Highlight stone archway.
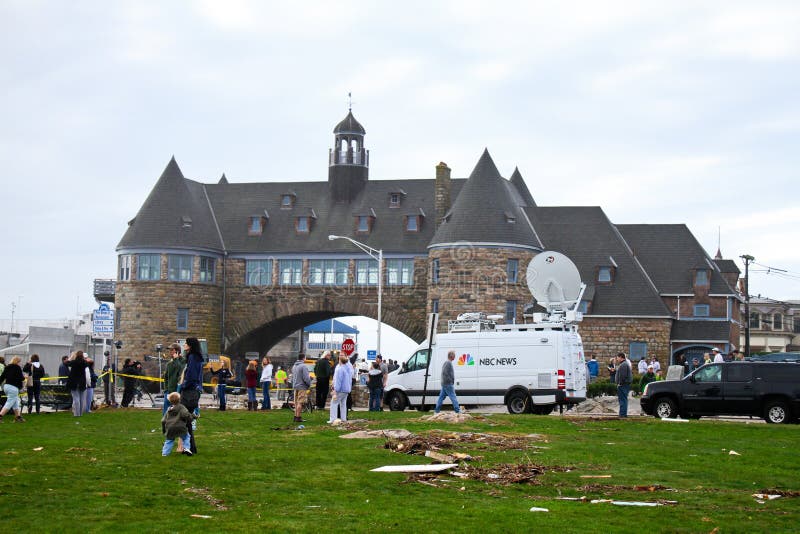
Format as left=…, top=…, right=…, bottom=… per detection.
left=224, top=295, right=426, bottom=358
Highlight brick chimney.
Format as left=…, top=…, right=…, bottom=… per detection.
left=435, top=162, right=451, bottom=229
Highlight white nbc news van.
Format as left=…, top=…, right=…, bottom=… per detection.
left=383, top=251, right=588, bottom=414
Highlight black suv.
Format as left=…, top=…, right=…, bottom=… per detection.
left=640, top=362, right=800, bottom=424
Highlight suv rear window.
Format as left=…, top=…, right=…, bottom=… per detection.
left=758, top=365, right=798, bottom=382
left=726, top=364, right=752, bottom=382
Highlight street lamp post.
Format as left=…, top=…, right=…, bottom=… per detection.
left=329, top=235, right=382, bottom=356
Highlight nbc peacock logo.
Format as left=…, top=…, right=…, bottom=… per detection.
left=457, top=353, right=474, bottom=366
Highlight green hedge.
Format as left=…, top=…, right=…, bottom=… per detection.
left=587, top=377, right=643, bottom=398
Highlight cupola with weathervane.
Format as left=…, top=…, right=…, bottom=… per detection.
left=328, top=103, right=369, bottom=202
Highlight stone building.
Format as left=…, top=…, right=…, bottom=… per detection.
left=744, top=298, right=800, bottom=353
left=115, top=109, right=742, bottom=370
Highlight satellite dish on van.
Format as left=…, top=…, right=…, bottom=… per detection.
left=526, top=251, right=583, bottom=311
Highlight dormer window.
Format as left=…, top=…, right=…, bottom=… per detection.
left=504, top=210, right=516, bottom=224
left=281, top=193, right=296, bottom=209
left=249, top=216, right=263, bottom=235
left=405, top=208, right=425, bottom=232
left=388, top=189, right=406, bottom=207
left=695, top=268, right=709, bottom=286
left=354, top=209, right=376, bottom=234
left=181, top=216, right=192, bottom=229
left=597, top=266, right=615, bottom=284
left=296, top=216, right=310, bottom=233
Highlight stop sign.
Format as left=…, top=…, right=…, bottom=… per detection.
left=341, top=338, right=355, bottom=356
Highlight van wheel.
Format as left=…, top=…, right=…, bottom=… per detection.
left=387, top=392, right=406, bottom=412
left=506, top=391, right=531, bottom=414
left=764, top=400, right=790, bottom=424
left=654, top=397, right=677, bottom=419
left=531, top=404, right=555, bottom=415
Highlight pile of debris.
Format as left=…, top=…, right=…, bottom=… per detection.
left=419, top=412, right=473, bottom=423
left=384, top=430, right=546, bottom=457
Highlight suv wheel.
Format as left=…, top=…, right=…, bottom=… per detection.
left=654, top=397, right=677, bottom=419
left=764, top=400, right=790, bottom=424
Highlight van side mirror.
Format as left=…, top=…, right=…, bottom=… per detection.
left=689, top=374, right=696, bottom=383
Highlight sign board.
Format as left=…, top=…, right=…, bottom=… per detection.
left=367, top=350, right=377, bottom=361
left=665, top=365, right=684, bottom=381
left=341, top=338, right=355, bottom=356
left=92, top=303, right=115, bottom=338
left=245, top=352, right=260, bottom=361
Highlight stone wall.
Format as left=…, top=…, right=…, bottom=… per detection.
left=427, top=246, right=536, bottom=330
left=579, top=317, right=672, bottom=377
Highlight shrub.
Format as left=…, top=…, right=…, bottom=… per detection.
left=587, top=379, right=617, bottom=398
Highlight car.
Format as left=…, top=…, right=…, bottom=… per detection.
left=640, top=361, right=800, bottom=424
left=746, top=352, right=800, bottom=363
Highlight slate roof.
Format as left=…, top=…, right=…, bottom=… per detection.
left=429, top=150, right=542, bottom=250
left=714, top=259, right=740, bottom=274
left=616, top=224, right=737, bottom=295
left=196, top=178, right=464, bottom=255
left=117, top=158, right=224, bottom=252
left=510, top=167, right=536, bottom=207
left=529, top=206, right=670, bottom=316
left=671, top=320, right=732, bottom=341
left=333, top=111, right=365, bottom=135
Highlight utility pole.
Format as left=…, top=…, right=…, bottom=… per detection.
left=740, top=254, right=754, bottom=357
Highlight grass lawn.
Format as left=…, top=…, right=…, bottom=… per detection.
left=0, top=407, right=798, bottom=533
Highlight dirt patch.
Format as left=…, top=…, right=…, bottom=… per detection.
left=402, top=462, right=568, bottom=487
left=185, top=486, right=228, bottom=511
left=384, top=430, right=547, bottom=457
left=575, top=483, right=674, bottom=495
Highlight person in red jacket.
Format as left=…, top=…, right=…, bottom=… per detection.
left=244, top=360, right=259, bottom=411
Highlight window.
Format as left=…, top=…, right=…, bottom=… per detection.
left=750, top=312, right=760, bottom=329
left=355, top=259, right=378, bottom=285
left=137, top=254, right=161, bottom=281
left=390, top=193, right=400, bottom=207
left=296, top=217, right=310, bottom=233
left=794, top=317, right=800, bottom=334
left=694, top=304, right=710, bottom=317
left=281, top=194, right=294, bottom=208
left=431, top=299, right=439, bottom=314
left=506, top=300, right=517, bottom=323
left=405, top=215, right=419, bottom=232
left=309, top=260, right=349, bottom=285
left=578, top=300, right=589, bottom=314
left=176, top=308, right=189, bottom=331
left=387, top=259, right=414, bottom=285
left=118, top=255, right=131, bottom=281
left=431, top=258, right=440, bottom=283
left=279, top=259, right=303, bottom=285
left=773, top=314, right=783, bottom=330
left=694, top=364, right=721, bottom=383
left=401, top=349, right=430, bottom=373
left=168, top=254, right=193, bottom=282
left=695, top=269, right=709, bottom=286
left=507, top=259, right=519, bottom=283
left=598, top=267, right=612, bottom=283
left=248, top=216, right=263, bottom=235
left=199, top=257, right=215, bottom=283
left=246, top=259, right=272, bottom=286
left=356, top=216, right=371, bottom=233
left=629, top=342, right=648, bottom=361
left=727, top=364, right=752, bottom=382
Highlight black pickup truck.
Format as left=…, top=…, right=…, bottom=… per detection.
left=640, top=362, right=800, bottom=424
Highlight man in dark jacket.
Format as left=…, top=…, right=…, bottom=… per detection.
left=614, top=352, right=632, bottom=418
left=120, top=359, right=140, bottom=408
left=434, top=351, right=461, bottom=414
left=314, top=351, right=332, bottom=409
left=162, top=343, right=185, bottom=415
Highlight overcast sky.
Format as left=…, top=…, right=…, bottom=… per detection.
left=2, top=1, right=799, bottom=352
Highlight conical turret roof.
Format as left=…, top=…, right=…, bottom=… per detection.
left=510, top=167, right=536, bottom=207
left=333, top=111, right=366, bottom=135
left=117, top=157, right=223, bottom=251
left=428, top=150, right=542, bottom=249
left=218, top=173, right=229, bottom=185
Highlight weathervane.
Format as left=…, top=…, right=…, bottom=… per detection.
left=348, top=92, right=353, bottom=111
